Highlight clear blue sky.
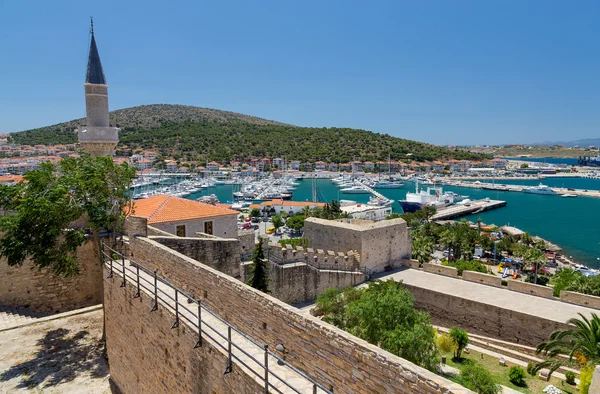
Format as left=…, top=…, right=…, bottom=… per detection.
left=1, top=1, right=599, bottom=145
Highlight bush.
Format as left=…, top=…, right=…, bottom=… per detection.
left=579, top=365, right=594, bottom=394
left=448, top=259, right=488, bottom=276
left=436, top=333, right=457, bottom=354
left=525, top=275, right=549, bottom=286
left=449, top=327, right=469, bottom=359
left=459, top=363, right=500, bottom=394
left=508, top=366, right=526, bottom=387
left=565, top=370, right=576, bottom=385
left=501, top=280, right=508, bottom=286
left=278, top=238, right=309, bottom=248
left=526, top=362, right=535, bottom=376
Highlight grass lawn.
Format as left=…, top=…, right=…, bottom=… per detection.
left=441, top=349, right=580, bottom=394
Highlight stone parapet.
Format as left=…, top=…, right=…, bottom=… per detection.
left=507, top=280, right=555, bottom=299
left=401, top=259, right=421, bottom=269
left=123, top=216, right=148, bottom=237
left=128, top=236, right=470, bottom=393
left=268, top=244, right=358, bottom=271
left=560, top=291, right=600, bottom=310
left=422, top=263, right=458, bottom=278
left=462, top=271, right=502, bottom=288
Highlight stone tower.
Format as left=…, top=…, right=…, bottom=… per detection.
left=78, top=19, right=118, bottom=157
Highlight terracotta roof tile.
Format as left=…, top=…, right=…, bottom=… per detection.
left=133, top=194, right=238, bottom=224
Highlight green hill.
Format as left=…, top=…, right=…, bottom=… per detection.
left=9, top=104, right=489, bottom=163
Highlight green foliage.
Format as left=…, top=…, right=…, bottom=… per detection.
left=278, top=238, right=309, bottom=248
left=534, top=313, right=600, bottom=375
left=247, top=238, right=270, bottom=293
left=439, top=220, right=479, bottom=262
left=411, top=230, right=435, bottom=265
left=10, top=105, right=491, bottom=163
left=250, top=208, right=261, bottom=218
left=458, top=363, right=501, bottom=394
left=508, top=366, right=526, bottom=386
left=314, top=280, right=440, bottom=371
left=436, top=333, right=457, bottom=354
left=525, top=274, right=549, bottom=286
left=449, top=327, right=469, bottom=360
left=448, top=259, right=488, bottom=276
left=552, top=268, right=600, bottom=297
left=0, top=156, right=136, bottom=277
left=520, top=163, right=529, bottom=168
left=579, top=365, right=594, bottom=394
left=285, top=214, right=305, bottom=231
left=526, top=362, right=535, bottom=376
left=271, top=214, right=283, bottom=229
left=565, top=370, right=576, bottom=385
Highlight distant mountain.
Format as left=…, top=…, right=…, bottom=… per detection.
left=534, top=138, right=600, bottom=147
left=9, top=104, right=491, bottom=163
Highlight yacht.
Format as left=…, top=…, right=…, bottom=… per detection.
left=340, top=185, right=370, bottom=194
left=561, top=193, right=577, bottom=198
left=399, top=182, right=455, bottom=213
left=373, top=181, right=404, bottom=189
left=524, top=183, right=557, bottom=195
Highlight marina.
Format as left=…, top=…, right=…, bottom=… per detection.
left=430, top=199, right=507, bottom=220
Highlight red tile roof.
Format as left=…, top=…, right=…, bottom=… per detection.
left=133, top=194, right=238, bottom=224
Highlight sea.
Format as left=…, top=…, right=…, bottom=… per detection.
left=182, top=173, right=600, bottom=269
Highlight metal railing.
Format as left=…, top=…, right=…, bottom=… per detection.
left=101, top=242, right=332, bottom=394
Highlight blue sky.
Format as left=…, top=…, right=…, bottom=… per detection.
left=1, top=1, right=598, bottom=145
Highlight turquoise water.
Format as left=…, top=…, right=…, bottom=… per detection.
left=471, top=177, right=600, bottom=190
left=183, top=178, right=600, bottom=268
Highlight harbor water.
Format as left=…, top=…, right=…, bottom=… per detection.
left=183, top=177, right=600, bottom=269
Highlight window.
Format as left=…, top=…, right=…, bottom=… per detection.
left=204, top=221, right=213, bottom=235
left=176, top=225, right=186, bottom=237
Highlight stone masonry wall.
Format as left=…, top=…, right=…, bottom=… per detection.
left=303, top=217, right=411, bottom=273
left=402, top=283, right=570, bottom=347
left=241, top=261, right=367, bottom=304
left=507, top=280, right=555, bottom=299
left=0, top=241, right=102, bottom=313
left=461, top=271, right=502, bottom=288
left=149, top=236, right=241, bottom=278
left=560, top=291, right=600, bottom=310
left=423, top=263, right=458, bottom=278
left=128, top=236, right=470, bottom=393
left=103, top=268, right=264, bottom=394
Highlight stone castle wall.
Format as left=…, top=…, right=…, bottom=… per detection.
left=303, top=217, right=411, bottom=273
left=0, top=241, right=102, bottom=314
left=402, top=283, right=570, bottom=347
left=103, top=269, right=264, bottom=394
left=127, top=235, right=469, bottom=393
left=560, top=291, right=600, bottom=310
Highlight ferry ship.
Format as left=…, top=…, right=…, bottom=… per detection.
left=524, top=183, right=556, bottom=195
left=399, top=182, right=456, bottom=213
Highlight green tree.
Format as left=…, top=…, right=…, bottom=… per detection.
left=246, top=238, right=270, bottom=293
left=271, top=214, right=283, bottom=229
left=250, top=208, right=261, bottom=218
left=436, top=333, right=457, bottom=354
left=459, top=363, right=501, bottom=394
left=449, top=327, right=469, bottom=360
left=285, top=215, right=305, bottom=231
left=508, top=366, right=526, bottom=386
left=524, top=247, right=546, bottom=284
left=534, top=313, right=600, bottom=375
left=411, top=231, right=434, bottom=265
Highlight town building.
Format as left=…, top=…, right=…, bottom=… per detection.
left=290, top=160, right=300, bottom=171
left=206, top=161, right=220, bottom=171
left=314, top=161, right=327, bottom=171
left=248, top=199, right=325, bottom=216
left=133, top=194, right=239, bottom=238
left=340, top=202, right=392, bottom=221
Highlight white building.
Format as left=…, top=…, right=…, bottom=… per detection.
left=341, top=203, right=392, bottom=221
left=290, top=161, right=301, bottom=171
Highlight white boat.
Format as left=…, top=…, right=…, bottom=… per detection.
left=561, top=193, right=577, bottom=198
left=399, top=182, right=455, bottom=213
left=525, top=183, right=556, bottom=195
left=373, top=181, right=404, bottom=189
left=340, top=185, right=370, bottom=194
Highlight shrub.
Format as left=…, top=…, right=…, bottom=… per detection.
left=526, top=362, right=535, bottom=376
left=525, top=275, right=549, bottom=286
left=579, top=365, right=594, bottom=394
left=278, top=238, right=309, bottom=248
left=436, top=333, right=457, bottom=354
left=501, top=280, right=508, bottom=286
left=565, top=370, right=576, bottom=385
left=448, top=259, right=488, bottom=275
left=459, top=363, right=500, bottom=394
left=508, top=366, right=526, bottom=386
left=449, top=327, right=469, bottom=359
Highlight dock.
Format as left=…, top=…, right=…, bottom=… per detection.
left=430, top=199, right=507, bottom=220
left=360, top=184, right=388, bottom=200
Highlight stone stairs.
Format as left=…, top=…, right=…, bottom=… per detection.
left=0, top=305, right=49, bottom=331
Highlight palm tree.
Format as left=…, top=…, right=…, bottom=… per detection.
left=525, top=247, right=546, bottom=284
left=534, top=313, right=600, bottom=375
left=412, top=232, right=434, bottom=266
left=301, top=206, right=311, bottom=218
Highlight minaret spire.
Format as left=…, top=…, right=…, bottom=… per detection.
left=85, top=17, right=106, bottom=85
left=90, top=16, right=94, bottom=36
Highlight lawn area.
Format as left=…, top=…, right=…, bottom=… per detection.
left=441, top=349, right=580, bottom=394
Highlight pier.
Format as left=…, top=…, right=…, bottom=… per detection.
left=360, top=184, right=389, bottom=200
left=445, top=181, right=600, bottom=199
left=430, top=199, right=507, bottom=220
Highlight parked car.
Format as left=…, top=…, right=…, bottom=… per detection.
left=251, top=217, right=260, bottom=223
left=241, top=223, right=252, bottom=230
left=262, top=217, right=269, bottom=222
left=266, top=227, right=276, bottom=235
left=245, top=216, right=252, bottom=222
left=252, top=225, right=259, bottom=230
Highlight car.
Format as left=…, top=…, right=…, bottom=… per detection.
left=266, top=227, right=276, bottom=235
left=245, top=216, right=252, bottom=222
left=262, top=217, right=269, bottom=222
left=275, top=228, right=283, bottom=236
left=252, top=225, right=259, bottom=230
left=251, top=217, right=260, bottom=223
left=241, top=223, right=252, bottom=230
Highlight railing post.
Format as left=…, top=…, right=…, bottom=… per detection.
left=264, top=344, right=269, bottom=394
left=224, top=326, right=232, bottom=374
left=313, top=384, right=317, bottom=394
left=150, top=269, right=158, bottom=312
left=121, top=252, right=126, bottom=287
left=194, top=301, right=202, bottom=348
left=108, top=246, right=114, bottom=279
left=171, top=290, right=180, bottom=329
left=133, top=264, right=140, bottom=298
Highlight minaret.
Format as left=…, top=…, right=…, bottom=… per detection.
left=78, top=18, right=118, bottom=157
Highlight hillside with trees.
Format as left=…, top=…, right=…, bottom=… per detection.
left=9, top=104, right=491, bottom=163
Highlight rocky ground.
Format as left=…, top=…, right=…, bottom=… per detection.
left=0, top=309, right=113, bottom=393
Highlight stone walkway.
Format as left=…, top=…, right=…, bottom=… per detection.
left=114, top=258, right=329, bottom=394
left=377, top=268, right=597, bottom=323
left=0, top=306, right=49, bottom=331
